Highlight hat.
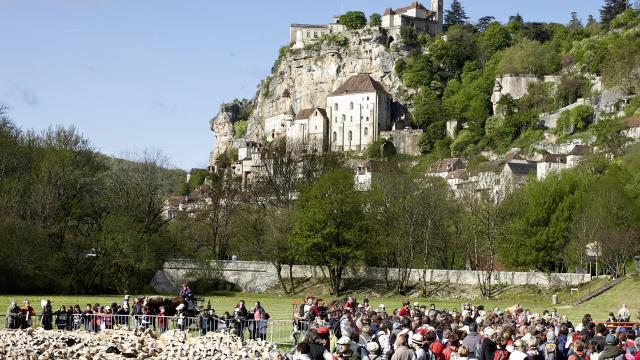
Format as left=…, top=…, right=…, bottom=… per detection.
left=317, top=327, right=330, bottom=335
left=337, top=336, right=351, bottom=345
left=605, top=334, right=617, bottom=345
left=176, top=304, right=185, bottom=311
left=616, top=327, right=627, bottom=334
left=414, top=302, right=421, bottom=307
left=412, top=334, right=426, bottom=345
left=367, top=342, right=380, bottom=352
left=40, top=299, right=48, bottom=308
left=124, top=295, right=130, bottom=300
left=379, top=304, right=386, bottom=309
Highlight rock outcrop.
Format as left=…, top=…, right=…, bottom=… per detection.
left=212, top=27, right=406, bottom=167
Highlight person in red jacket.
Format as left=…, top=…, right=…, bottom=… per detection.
left=398, top=301, right=411, bottom=318
left=427, top=330, right=446, bottom=360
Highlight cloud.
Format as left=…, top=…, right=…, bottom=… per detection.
left=4, top=83, right=39, bottom=107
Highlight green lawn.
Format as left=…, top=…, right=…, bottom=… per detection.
left=2, top=276, right=637, bottom=324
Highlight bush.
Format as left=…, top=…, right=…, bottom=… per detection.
left=624, top=95, right=640, bottom=117
left=369, top=13, right=382, bottom=27
left=556, top=105, right=594, bottom=135
left=498, top=38, right=560, bottom=77
left=450, top=129, right=482, bottom=156
left=272, top=46, right=290, bottom=74
left=401, top=26, right=419, bottom=47
left=395, top=58, right=407, bottom=79
left=234, top=120, right=248, bottom=138
left=339, top=11, right=367, bottom=30
left=610, top=9, right=640, bottom=29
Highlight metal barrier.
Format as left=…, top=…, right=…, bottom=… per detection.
left=1, top=314, right=301, bottom=347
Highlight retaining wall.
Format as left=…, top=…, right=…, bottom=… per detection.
left=151, top=260, right=591, bottom=293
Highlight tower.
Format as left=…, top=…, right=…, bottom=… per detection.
left=431, top=0, right=444, bottom=34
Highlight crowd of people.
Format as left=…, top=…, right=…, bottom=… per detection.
left=4, top=291, right=640, bottom=360
left=4, top=287, right=270, bottom=340
left=285, top=298, right=640, bottom=360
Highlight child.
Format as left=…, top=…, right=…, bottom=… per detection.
left=158, top=306, right=168, bottom=333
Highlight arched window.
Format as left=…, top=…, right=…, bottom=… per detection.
left=334, top=103, right=339, bottom=111
left=364, top=127, right=369, bottom=135
left=348, top=130, right=352, bottom=142
left=366, top=117, right=369, bottom=122
left=342, top=114, right=346, bottom=122
left=333, top=132, right=337, bottom=142
left=350, top=102, right=354, bottom=110
left=335, top=117, right=338, bottom=123
left=350, top=116, right=353, bottom=122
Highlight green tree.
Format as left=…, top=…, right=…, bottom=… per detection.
left=602, top=36, right=640, bottom=93
left=369, top=13, right=382, bottom=27
left=444, top=0, right=469, bottom=28
left=413, top=87, right=443, bottom=128
left=339, top=11, right=367, bottom=30
left=477, top=22, right=512, bottom=63
left=292, top=170, right=367, bottom=295
left=234, top=119, right=248, bottom=138
left=600, top=0, right=630, bottom=27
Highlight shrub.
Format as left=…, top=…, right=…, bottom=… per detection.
left=339, top=11, right=367, bottom=30
left=369, top=13, right=382, bottom=27
left=556, top=105, right=593, bottom=135
left=234, top=120, right=248, bottom=138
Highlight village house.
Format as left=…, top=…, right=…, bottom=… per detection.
left=264, top=107, right=295, bottom=141
left=162, top=187, right=213, bottom=220
left=537, top=153, right=567, bottom=180
left=286, top=107, right=330, bottom=152
left=624, top=116, right=640, bottom=140
left=233, top=141, right=264, bottom=187
left=500, top=161, right=536, bottom=192
left=566, top=144, right=592, bottom=168
left=327, top=74, right=392, bottom=152
left=382, top=0, right=444, bottom=41
left=426, top=158, right=465, bottom=178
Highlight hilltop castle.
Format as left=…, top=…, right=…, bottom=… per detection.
left=290, top=1, right=444, bottom=49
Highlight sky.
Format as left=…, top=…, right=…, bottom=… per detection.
left=0, top=0, right=605, bottom=170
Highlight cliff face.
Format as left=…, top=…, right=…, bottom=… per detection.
left=244, top=28, right=408, bottom=141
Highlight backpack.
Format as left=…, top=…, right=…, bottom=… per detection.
left=474, top=342, right=483, bottom=360
left=332, top=319, right=342, bottom=339
left=544, top=343, right=557, bottom=360
left=494, top=349, right=510, bottom=360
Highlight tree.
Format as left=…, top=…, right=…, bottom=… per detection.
left=234, top=120, right=247, bottom=138
left=569, top=12, right=583, bottom=29
left=444, top=0, right=469, bottom=28
left=339, top=11, right=367, bottom=30
left=602, top=36, right=640, bottom=93
left=369, top=13, right=382, bottom=27
left=477, top=22, right=512, bottom=63
left=600, top=0, right=630, bottom=27
left=476, top=16, right=496, bottom=32
left=292, top=170, right=368, bottom=295
left=413, top=87, right=443, bottom=128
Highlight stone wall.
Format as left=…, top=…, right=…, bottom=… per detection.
left=380, top=128, right=424, bottom=156
left=152, top=260, right=591, bottom=293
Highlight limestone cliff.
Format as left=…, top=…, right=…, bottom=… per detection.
left=244, top=28, right=408, bottom=141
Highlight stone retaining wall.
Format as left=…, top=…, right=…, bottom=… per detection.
left=151, top=260, right=591, bottom=293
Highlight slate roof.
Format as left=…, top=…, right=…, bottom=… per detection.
left=568, top=145, right=592, bottom=156
left=330, top=74, right=389, bottom=96
left=505, top=162, right=537, bottom=176
left=428, top=158, right=463, bottom=173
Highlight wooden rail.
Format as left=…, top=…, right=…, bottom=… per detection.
left=595, top=321, right=640, bottom=329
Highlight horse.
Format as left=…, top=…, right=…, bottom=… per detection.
left=143, top=296, right=186, bottom=316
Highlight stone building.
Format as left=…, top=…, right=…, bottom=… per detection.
left=382, top=1, right=444, bottom=40
left=286, top=107, right=330, bottom=152
left=290, top=17, right=346, bottom=49
left=327, top=74, right=392, bottom=152
left=537, top=153, right=567, bottom=180
left=426, top=158, right=465, bottom=178
left=380, top=127, right=424, bottom=156
left=264, top=107, right=295, bottom=141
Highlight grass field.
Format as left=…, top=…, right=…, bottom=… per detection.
left=2, top=276, right=638, bottom=324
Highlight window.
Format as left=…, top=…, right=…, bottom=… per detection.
left=307, top=31, right=310, bottom=37
left=333, top=132, right=337, bottom=142
left=348, top=130, right=352, bottom=142
left=342, top=114, right=346, bottom=122
left=350, top=116, right=353, bottom=122
left=314, top=31, right=317, bottom=38
left=350, top=102, right=354, bottom=110
left=364, top=127, right=368, bottom=135
left=367, top=96, right=369, bottom=101
left=334, top=103, right=338, bottom=111
left=335, top=117, right=337, bottom=123
left=366, top=117, right=369, bottom=122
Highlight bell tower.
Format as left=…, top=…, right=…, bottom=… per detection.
left=431, top=0, right=444, bottom=34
